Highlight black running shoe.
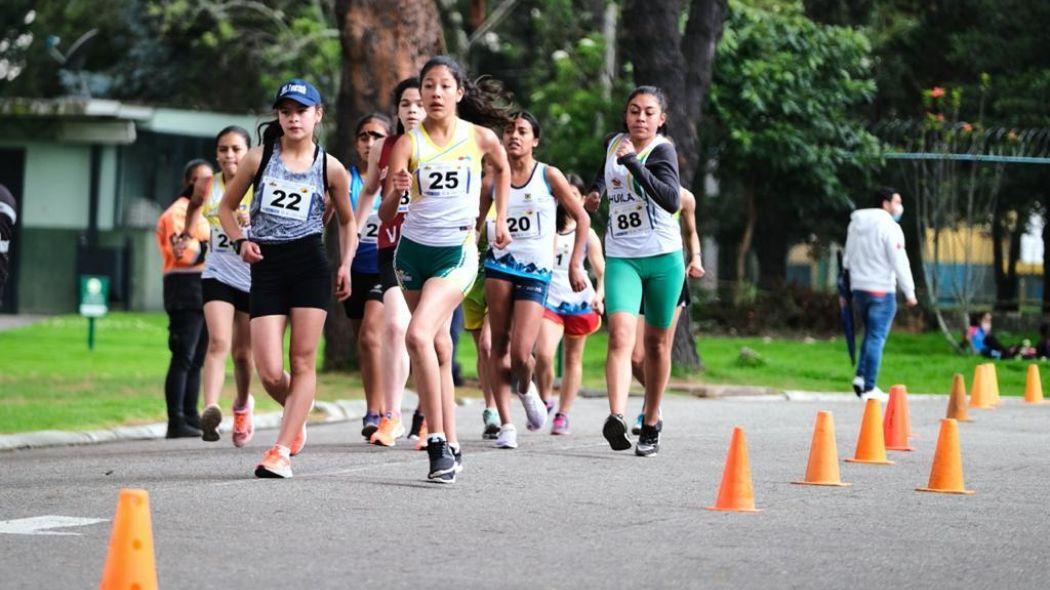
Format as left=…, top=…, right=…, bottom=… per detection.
left=407, top=411, right=425, bottom=440
left=361, top=412, right=381, bottom=439
left=635, top=420, right=662, bottom=457
left=602, top=413, right=632, bottom=451
left=426, top=438, right=456, bottom=483
left=452, top=444, right=464, bottom=474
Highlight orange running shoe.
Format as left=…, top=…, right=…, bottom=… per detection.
left=415, top=419, right=429, bottom=450
left=254, top=446, right=292, bottom=478
left=231, top=395, right=255, bottom=448
left=371, top=415, right=406, bottom=447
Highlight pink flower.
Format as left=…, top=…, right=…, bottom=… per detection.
left=930, top=87, right=946, bottom=98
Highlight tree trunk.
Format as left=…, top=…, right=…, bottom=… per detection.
left=621, top=0, right=726, bottom=371
left=735, top=184, right=757, bottom=302
left=1003, top=212, right=1022, bottom=312
left=991, top=204, right=1011, bottom=312
left=1043, top=197, right=1050, bottom=313
left=754, top=203, right=789, bottom=290
left=324, top=0, right=445, bottom=371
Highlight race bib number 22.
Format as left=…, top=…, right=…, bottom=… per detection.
left=260, top=177, right=312, bottom=221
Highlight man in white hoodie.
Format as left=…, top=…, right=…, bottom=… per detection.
left=842, top=187, right=917, bottom=400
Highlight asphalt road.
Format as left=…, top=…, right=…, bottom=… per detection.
left=2, top=394, right=1048, bottom=589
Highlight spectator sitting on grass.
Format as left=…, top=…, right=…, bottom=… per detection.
left=964, top=311, right=1031, bottom=359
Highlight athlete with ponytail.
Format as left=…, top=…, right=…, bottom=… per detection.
left=219, top=79, right=355, bottom=478
left=586, top=86, right=683, bottom=457
left=382, top=56, right=512, bottom=483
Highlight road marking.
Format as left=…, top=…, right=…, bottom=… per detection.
left=0, top=516, right=107, bottom=536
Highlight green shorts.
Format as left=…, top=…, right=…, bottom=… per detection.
left=394, top=236, right=479, bottom=293
left=604, top=252, right=685, bottom=329
left=463, top=270, right=487, bottom=331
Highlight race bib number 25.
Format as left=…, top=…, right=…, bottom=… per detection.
left=419, top=162, right=469, bottom=199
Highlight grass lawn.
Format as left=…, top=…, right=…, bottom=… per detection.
left=1, top=313, right=1045, bottom=434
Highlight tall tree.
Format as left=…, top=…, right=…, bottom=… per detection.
left=620, top=0, right=728, bottom=370
left=323, top=0, right=444, bottom=371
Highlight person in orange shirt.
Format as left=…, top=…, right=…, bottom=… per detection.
left=156, top=159, right=213, bottom=438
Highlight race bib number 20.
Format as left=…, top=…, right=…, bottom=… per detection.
left=260, top=177, right=312, bottom=221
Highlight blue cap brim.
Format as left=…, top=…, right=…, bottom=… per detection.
left=273, top=94, right=320, bottom=108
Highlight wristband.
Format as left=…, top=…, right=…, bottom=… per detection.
left=233, top=238, right=246, bottom=255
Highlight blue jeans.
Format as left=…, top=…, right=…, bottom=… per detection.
left=853, top=290, right=897, bottom=391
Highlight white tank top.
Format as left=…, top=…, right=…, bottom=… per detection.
left=484, top=162, right=558, bottom=280
left=545, top=228, right=595, bottom=314
left=603, top=133, right=682, bottom=258
left=201, top=176, right=251, bottom=293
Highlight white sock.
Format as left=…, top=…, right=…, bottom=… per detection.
left=427, top=432, right=446, bottom=443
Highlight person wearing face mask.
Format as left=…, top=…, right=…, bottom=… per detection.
left=842, top=186, right=917, bottom=401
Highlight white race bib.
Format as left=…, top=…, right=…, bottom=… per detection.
left=609, top=194, right=652, bottom=238
left=359, top=213, right=381, bottom=244
left=506, top=205, right=540, bottom=239
left=553, top=245, right=572, bottom=271
left=397, top=190, right=411, bottom=213
left=419, top=162, right=470, bottom=199
left=210, top=226, right=232, bottom=253
left=260, top=177, right=312, bottom=221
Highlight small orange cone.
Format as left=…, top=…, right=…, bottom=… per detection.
left=916, top=419, right=974, bottom=495
left=883, top=385, right=915, bottom=451
left=793, top=411, right=850, bottom=487
left=969, top=364, right=995, bottom=409
left=845, top=399, right=894, bottom=465
left=946, top=373, right=973, bottom=422
left=706, top=426, right=762, bottom=512
left=1023, top=363, right=1046, bottom=405
left=986, top=363, right=1002, bottom=406
left=99, top=488, right=158, bottom=590
left=415, top=419, right=428, bottom=450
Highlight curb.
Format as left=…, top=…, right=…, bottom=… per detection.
left=0, top=392, right=419, bottom=452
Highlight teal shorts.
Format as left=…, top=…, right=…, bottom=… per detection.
left=394, top=236, right=479, bottom=293
left=604, top=252, right=685, bottom=329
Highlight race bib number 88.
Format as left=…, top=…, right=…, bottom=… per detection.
left=609, top=199, right=652, bottom=238
left=260, top=177, right=312, bottom=221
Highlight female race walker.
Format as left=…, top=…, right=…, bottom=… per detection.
left=533, top=173, right=605, bottom=436
left=382, top=56, right=511, bottom=483
left=219, top=79, right=355, bottom=478
left=183, top=126, right=257, bottom=445
left=484, top=112, right=590, bottom=449
left=344, top=112, right=392, bottom=439
left=358, top=78, right=423, bottom=446
left=586, top=86, right=683, bottom=457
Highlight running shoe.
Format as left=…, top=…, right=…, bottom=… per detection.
left=482, top=408, right=501, bottom=440
left=231, top=395, right=255, bottom=448
left=426, top=438, right=456, bottom=483
left=361, top=412, right=381, bottom=439
left=290, top=421, right=307, bottom=456
left=184, top=413, right=202, bottom=431
left=631, top=413, right=644, bottom=436
left=254, top=446, right=292, bottom=478
left=407, top=410, right=425, bottom=440
left=518, top=381, right=548, bottom=431
left=165, top=418, right=201, bottom=439
left=852, top=376, right=866, bottom=397
left=370, top=415, right=405, bottom=447
left=495, top=424, right=518, bottom=449
left=200, top=404, right=222, bottom=442
left=860, top=387, right=888, bottom=403
left=602, top=413, right=632, bottom=451
left=550, top=412, right=570, bottom=435
left=635, top=420, right=663, bottom=457
left=451, top=444, right=464, bottom=474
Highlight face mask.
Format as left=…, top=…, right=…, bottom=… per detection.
left=891, top=203, right=904, bottom=222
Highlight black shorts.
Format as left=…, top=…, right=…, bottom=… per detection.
left=639, top=279, right=691, bottom=314
left=378, top=247, right=399, bottom=293
left=201, top=278, right=250, bottom=314
left=343, top=270, right=384, bottom=319
left=250, top=234, right=331, bottom=318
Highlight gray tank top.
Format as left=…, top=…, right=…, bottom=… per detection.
left=249, top=143, right=327, bottom=243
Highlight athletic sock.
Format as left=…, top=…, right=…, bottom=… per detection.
left=449, top=442, right=460, bottom=453
left=427, top=432, right=447, bottom=444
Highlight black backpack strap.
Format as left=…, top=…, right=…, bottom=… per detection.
left=252, top=140, right=276, bottom=193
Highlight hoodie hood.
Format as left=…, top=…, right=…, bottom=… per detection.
left=849, top=208, right=893, bottom=236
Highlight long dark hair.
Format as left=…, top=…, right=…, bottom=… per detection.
left=507, top=110, right=542, bottom=140
left=391, top=77, right=421, bottom=135
left=215, top=125, right=251, bottom=150
left=556, top=172, right=588, bottom=232
left=623, top=85, right=669, bottom=135
left=179, top=159, right=212, bottom=198
left=420, top=56, right=511, bottom=130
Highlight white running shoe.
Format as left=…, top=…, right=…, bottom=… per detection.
left=494, top=424, right=518, bottom=449
left=860, top=387, right=888, bottom=402
left=518, top=381, right=547, bottom=431
left=852, top=376, right=865, bottom=396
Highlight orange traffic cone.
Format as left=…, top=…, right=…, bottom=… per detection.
left=946, top=373, right=972, bottom=422
left=845, top=399, right=894, bottom=465
left=415, top=419, right=428, bottom=450
left=99, top=488, right=158, bottom=590
left=916, top=419, right=974, bottom=495
left=883, top=385, right=915, bottom=451
left=969, top=364, right=995, bottom=409
left=706, top=426, right=762, bottom=512
left=1023, top=363, right=1046, bottom=405
left=986, top=363, right=1002, bottom=406
left=793, top=411, right=850, bottom=487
